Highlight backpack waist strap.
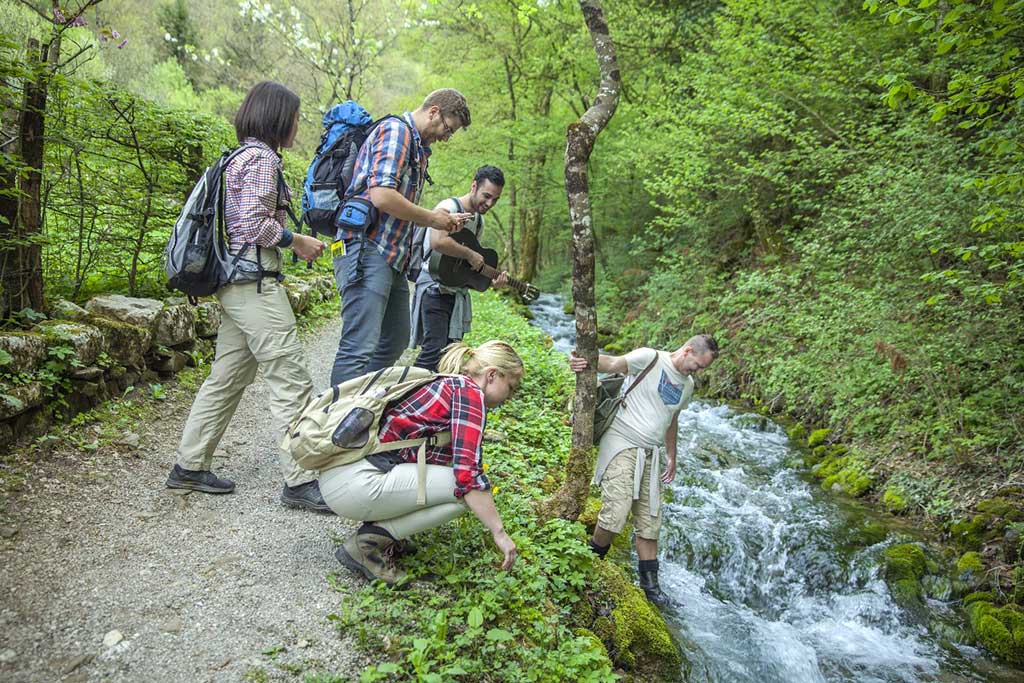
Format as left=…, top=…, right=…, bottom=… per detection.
left=372, top=432, right=452, bottom=505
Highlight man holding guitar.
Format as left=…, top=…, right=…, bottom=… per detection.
left=410, top=166, right=509, bottom=371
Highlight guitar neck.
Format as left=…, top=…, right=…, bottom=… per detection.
left=479, top=264, right=531, bottom=295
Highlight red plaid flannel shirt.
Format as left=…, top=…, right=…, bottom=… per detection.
left=224, top=138, right=291, bottom=252
left=377, top=376, right=490, bottom=498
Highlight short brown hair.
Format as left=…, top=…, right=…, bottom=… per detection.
left=234, top=81, right=300, bottom=150
left=686, top=334, right=719, bottom=359
left=421, top=88, right=471, bottom=128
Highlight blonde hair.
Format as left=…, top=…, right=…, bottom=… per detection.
left=438, top=340, right=523, bottom=378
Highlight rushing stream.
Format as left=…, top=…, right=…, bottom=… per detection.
left=527, top=293, right=1020, bottom=683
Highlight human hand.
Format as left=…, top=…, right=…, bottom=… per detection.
left=661, top=457, right=677, bottom=484
left=493, top=271, right=509, bottom=287
left=466, top=250, right=485, bottom=271
left=429, top=208, right=473, bottom=232
left=492, top=530, right=517, bottom=570
left=568, top=350, right=588, bottom=373
left=291, top=233, right=326, bottom=262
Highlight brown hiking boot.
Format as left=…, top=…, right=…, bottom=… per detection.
left=335, top=529, right=408, bottom=587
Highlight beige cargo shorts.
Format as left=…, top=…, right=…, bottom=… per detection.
left=597, top=447, right=662, bottom=540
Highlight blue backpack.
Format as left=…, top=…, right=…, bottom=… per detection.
left=301, top=101, right=407, bottom=238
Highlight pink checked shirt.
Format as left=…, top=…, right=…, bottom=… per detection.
left=224, top=138, right=291, bottom=253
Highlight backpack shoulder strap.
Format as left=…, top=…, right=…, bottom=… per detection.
left=622, top=354, right=659, bottom=400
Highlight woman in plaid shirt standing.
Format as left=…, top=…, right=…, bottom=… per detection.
left=166, top=82, right=332, bottom=512
left=321, top=340, right=523, bottom=586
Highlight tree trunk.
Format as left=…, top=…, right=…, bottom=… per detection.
left=538, top=0, right=620, bottom=521
left=1, top=37, right=55, bottom=319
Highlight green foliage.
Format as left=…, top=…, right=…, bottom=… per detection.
left=326, top=294, right=677, bottom=681
left=966, top=599, right=1024, bottom=666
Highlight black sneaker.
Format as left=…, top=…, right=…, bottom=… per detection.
left=165, top=464, right=235, bottom=494
left=281, top=480, right=334, bottom=514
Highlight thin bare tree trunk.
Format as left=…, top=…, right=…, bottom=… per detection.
left=539, top=0, right=620, bottom=521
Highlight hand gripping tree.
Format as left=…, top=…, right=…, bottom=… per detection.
left=540, top=0, right=620, bottom=521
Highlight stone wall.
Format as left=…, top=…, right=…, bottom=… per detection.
left=0, top=276, right=336, bottom=449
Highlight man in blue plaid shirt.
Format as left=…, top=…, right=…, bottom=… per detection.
left=330, top=89, right=473, bottom=386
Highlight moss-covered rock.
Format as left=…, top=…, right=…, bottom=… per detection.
left=822, top=464, right=873, bottom=497
left=807, top=428, right=830, bottom=447
left=883, top=544, right=927, bottom=582
left=963, top=591, right=996, bottom=606
left=87, top=315, right=151, bottom=369
left=590, top=560, right=683, bottom=681
left=856, top=521, right=888, bottom=547
left=976, top=498, right=1023, bottom=521
left=882, top=543, right=928, bottom=618
left=965, top=600, right=1024, bottom=666
left=950, top=514, right=996, bottom=550
left=957, top=551, right=984, bottom=576
left=881, top=485, right=910, bottom=514
left=33, top=320, right=104, bottom=366
left=0, top=331, right=48, bottom=373
left=579, top=496, right=602, bottom=529
left=786, top=424, right=806, bottom=443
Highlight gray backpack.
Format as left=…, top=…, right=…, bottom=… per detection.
left=282, top=366, right=455, bottom=505
left=593, top=356, right=659, bottom=441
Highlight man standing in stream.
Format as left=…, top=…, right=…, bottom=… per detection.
left=569, top=334, right=719, bottom=603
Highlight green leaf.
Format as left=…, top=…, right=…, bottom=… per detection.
left=467, top=607, right=483, bottom=628
left=0, top=349, right=11, bottom=367
left=485, top=628, right=516, bottom=642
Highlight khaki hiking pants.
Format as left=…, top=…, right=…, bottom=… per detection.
left=175, top=277, right=316, bottom=487
left=318, top=459, right=467, bottom=540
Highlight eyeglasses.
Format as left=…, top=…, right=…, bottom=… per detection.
left=439, top=113, right=455, bottom=138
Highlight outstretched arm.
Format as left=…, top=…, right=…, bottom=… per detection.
left=569, top=351, right=628, bottom=374
left=463, top=489, right=517, bottom=570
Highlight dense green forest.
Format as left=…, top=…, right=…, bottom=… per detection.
left=2, top=0, right=1022, bottom=548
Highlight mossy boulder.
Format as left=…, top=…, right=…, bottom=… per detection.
left=193, top=301, right=222, bottom=338
left=579, top=496, right=602, bottom=529
left=822, top=463, right=872, bottom=497
left=855, top=521, right=888, bottom=547
left=965, top=600, right=1024, bottom=666
left=957, top=551, right=984, bottom=576
left=786, top=424, right=806, bottom=443
left=153, top=303, right=195, bottom=347
left=950, top=514, right=989, bottom=550
left=0, top=379, right=46, bottom=420
left=963, top=591, right=996, bottom=606
left=0, top=331, right=48, bottom=373
left=48, top=298, right=90, bottom=322
left=86, top=294, right=162, bottom=331
left=976, top=498, right=1024, bottom=522
left=882, top=543, right=928, bottom=618
left=881, top=485, right=910, bottom=514
left=87, top=315, right=151, bottom=369
left=33, top=320, right=104, bottom=366
left=590, top=560, right=684, bottom=681
left=807, top=428, right=830, bottom=447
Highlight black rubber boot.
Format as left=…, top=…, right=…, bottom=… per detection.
left=638, top=559, right=666, bottom=605
left=589, top=539, right=610, bottom=558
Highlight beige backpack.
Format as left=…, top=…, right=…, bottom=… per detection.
left=281, top=366, right=454, bottom=505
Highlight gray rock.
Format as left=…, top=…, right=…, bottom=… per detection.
left=193, top=302, right=222, bottom=338
left=159, top=617, right=183, bottom=634
left=0, top=526, right=18, bottom=539
left=71, top=366, right=104, bottom=381
left=33, top=320, right=104, bottom=366
left=86, top=295, right=162, bottom=330
left=284, top=279, right=313, bottom=314
left=49, top=298, right=90, bottom=322
left=153, top=350, right=189, bottom=374
left=0, top=648, right=15, bottom=664
left=102, top=630, right=123, bottom=648
left=1003, top=526, right=1021, bottom=564
left=0, top=332, right=48, bottom=373
left=87, top=316, right=151, bottom=370
left=118, top=433, right=140, bottom=448
left=0, top=380, right=45, bottom=420
left=51, top=654, right=92, bottom=675
left=154, top=304, right=196, bottom=347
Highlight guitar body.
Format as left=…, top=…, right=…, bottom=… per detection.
left=427, top=229, right=498, bottom=293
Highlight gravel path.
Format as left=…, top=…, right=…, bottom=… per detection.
left=0, top=314, right=365, bottom=683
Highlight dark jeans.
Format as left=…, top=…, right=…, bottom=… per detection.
left=413, top=287, right=455, bottom=372
left=330, top=238, right=410, bottom=386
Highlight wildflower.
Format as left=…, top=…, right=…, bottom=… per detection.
left=53, top=8, right=66, bottom=23
left=112, top=30, right=120, bottom=39
left=71, top=14, right=86, bottom=27
left=482, top=462, right=489, bottom=473
left=493, top=486, right=501, bottom=495
left=117, top=38, right=128, bottom=49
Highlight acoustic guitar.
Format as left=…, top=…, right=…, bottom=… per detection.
left=427, top=229, right=540, bottom=302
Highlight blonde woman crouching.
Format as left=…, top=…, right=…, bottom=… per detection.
left=320, top=340, right=523, bottom=586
